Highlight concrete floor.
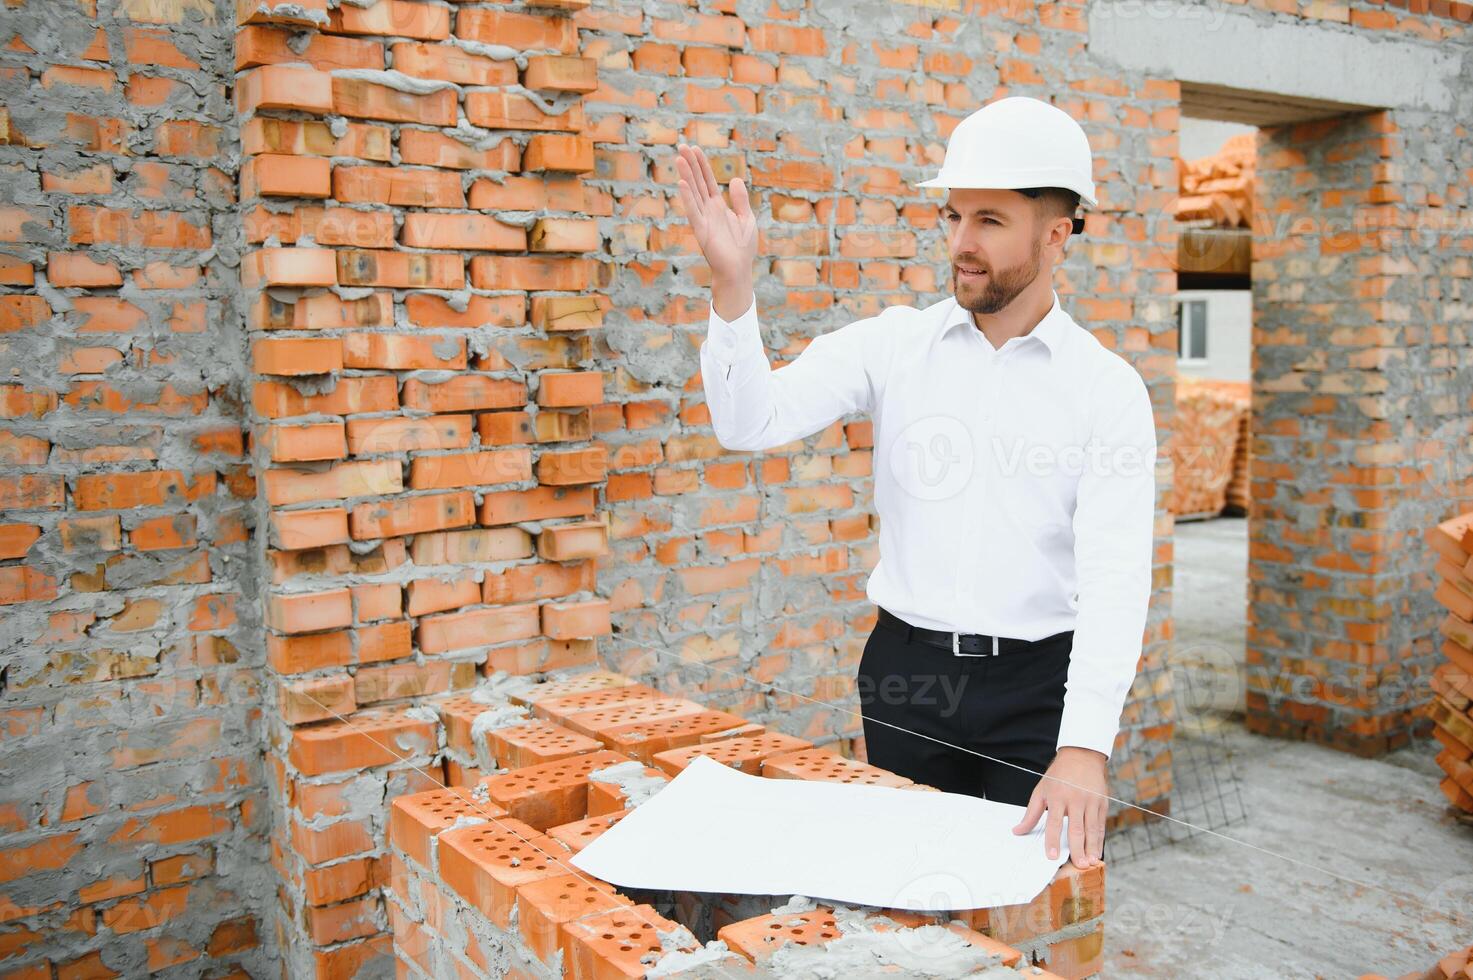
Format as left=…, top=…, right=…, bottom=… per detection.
left=1103, top=516, right=1473, bottom=978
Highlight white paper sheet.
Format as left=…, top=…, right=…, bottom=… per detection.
left=570, top=755, right=1071, bottom=911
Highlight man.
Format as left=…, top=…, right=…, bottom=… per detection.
left=674, top=96, right=1157, bottom=871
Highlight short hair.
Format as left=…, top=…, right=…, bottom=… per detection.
left=1016, top=186, right=1084, bottom=236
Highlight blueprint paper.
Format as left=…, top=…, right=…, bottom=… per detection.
left=570, top=755, right=1071, bottom=911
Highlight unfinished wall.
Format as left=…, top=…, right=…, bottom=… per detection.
left=1246, top=105, right=1473, bottom=754
left=0, top=0, right=270, bottom=975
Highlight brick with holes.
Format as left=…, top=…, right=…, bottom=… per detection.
left=759, top=748, right=914, bottom=788
left=653, top=732, right=813, bottom=777
left=487, top=718, right=603, bottom=769
left=515, top=872, right=629, bottom=966
left=528, top=682, right=665, bottom=725
left=717, top=905, right=1030, bottom=971
left=544, top=810, right=632, bottom=854
left=598, top=709, right=756, bottom=765
left=436, top=823, right=568, bottom=930
left=561, top=904, right=701, bottom=979
left=479, top=749, right=636, bottom=830
left=388, top=786, right=509, bottom=869
left=507, top=669, right=639, bottom=707
left=559, top=697, right=707, bottom=740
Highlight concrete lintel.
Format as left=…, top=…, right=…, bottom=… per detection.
left=1086, top=2, right=1459, bottom=115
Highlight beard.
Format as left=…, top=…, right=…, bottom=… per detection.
left=953, top=232, right=1043, bottom=316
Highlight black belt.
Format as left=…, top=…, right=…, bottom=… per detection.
left=877, top=607, right=1065, bottom=657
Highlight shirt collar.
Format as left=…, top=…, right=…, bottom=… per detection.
left=944, top=289, right=1070, bottom=358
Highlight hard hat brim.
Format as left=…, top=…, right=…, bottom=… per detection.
left=917, top=174, right=1098, bottom=209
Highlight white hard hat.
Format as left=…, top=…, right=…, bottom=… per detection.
left=917, top=96, right=1098, bottom=209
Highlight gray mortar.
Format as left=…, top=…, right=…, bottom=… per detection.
left=588, top=759, right=668, bottom=807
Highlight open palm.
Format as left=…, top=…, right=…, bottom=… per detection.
left=673, top=143, right=757, bottom=280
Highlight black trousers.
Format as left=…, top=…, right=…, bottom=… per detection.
left=857, top=608, right=1075, bottom=804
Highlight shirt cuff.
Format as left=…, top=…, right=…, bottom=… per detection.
left=705, top=292, right=763, bottom=367
left=1055, top=693, right=1122, bottom=760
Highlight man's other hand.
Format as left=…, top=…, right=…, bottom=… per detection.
left=1010, top=746, right=1108, bottom=869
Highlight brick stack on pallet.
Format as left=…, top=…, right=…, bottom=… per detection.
left=1424, top=514, right=1473, bottom=816
left=1170, top=379, right=1249, bottom=520
left=1174, top=132, right=1254, bottom=228
left=386, top=666, right=1107, bottom=979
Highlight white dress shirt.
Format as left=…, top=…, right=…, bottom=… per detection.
left=699, top=288, right=1158, bottom=759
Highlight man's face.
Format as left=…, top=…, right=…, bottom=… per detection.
left=940, top=188, right=1045, bottom=316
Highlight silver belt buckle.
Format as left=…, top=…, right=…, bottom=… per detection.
left=952, top=631, right=1000, bottom=657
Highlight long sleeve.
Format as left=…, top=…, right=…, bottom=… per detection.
left=699, top=290, right=885, bottom=452
left=1055, top=361, right=1159, bottom=760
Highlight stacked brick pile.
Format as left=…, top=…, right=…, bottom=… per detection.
left=1423, top=514, right=1473, bottom=814
left=1169, top=378, right=1249, bottom=518
left=386, top=665, right=1106, bottom=979
left=1174, top=132, right=1254, bottom=227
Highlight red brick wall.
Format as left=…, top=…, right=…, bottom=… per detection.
left=1245, top=109, right=1473, bottom=754
left=0, top=0, right=266, bottom=974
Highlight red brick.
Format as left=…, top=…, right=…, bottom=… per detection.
left=241, top=153, right=331, bottom=198
left=253, top=374, right=399, bottom=419
left=236, top=65, right=333, bottom=114
left=331, top=76, right=456, bottom=125
left=457, top=8, right=577, bottom=52
left=397, top=128, right=519, bottom=170
left=437, top=824, right=564, bottom=930
left=272, top=507, right=350, bottom=551
left=241, top=117, right=391, bottom=160
left=242, top=247, right=337, bottom=288
left=523, top=134, right=595, bottom=173
left=263, top=459, right=402, bottom=505
left=335, top=249, right=464, bottom=289
left=252, top=338, right=343, bottom=376
left=265, top=588, right=352, bottom=634
left=408, top=447, right=531, bottom=491
left=535, top=447, right=607, bottom=485
left=516, top=872, right=626, bottom=965
left=563, top=905, right=698, bottom=977
left=399, top=213, right=525, bottom=250
left=416, top=603, right=541, bottom=654
left=464, top=91, right=584, bottom=131
left=48, top=252, right=122, bottom=287
left=332, top=165, right=465, bottom=207
left=344, top=415, right=473, bottom=455
left=349, top=491, right=476, bottom=539
left=330, top=0, right=449, bottom=39
left=264, top=422, right=348, bottom=463
left=536, top=520, right=609, bottom=561
left=390, top=41, right=516, bottom=85
left=480, top=485, right=594, bottom=525
left=536, top=371, right=604, bottom=408
left=288, top=709, right=438, bottom=775
left=400, top=375, right=525, bottom=413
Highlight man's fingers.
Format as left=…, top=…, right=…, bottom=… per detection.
left=1086, top=799, right=1107, bottom=864
left=1012, top=786, right=1045, bottom=834
left=1067, top=798, right=1088, bottom=868
left=1044, top=801, right=1064, bottom=860
left=730, top=176, right=751, bottom=222
left=675, top=147, right=711, bottom=207
left=694, top=144, right=721, bottom=200
left=674, top=177, right=707, bottom=242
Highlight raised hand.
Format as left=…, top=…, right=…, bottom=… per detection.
left=673, top=143, right=757, bottom=282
